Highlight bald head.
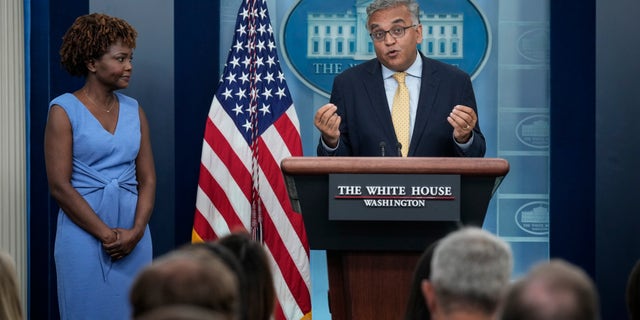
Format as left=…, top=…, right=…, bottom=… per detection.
left=130, top=247, right=240, bottom=319
left=501, top=259, right=599, bottom=320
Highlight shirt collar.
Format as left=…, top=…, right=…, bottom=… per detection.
left=381, top=54, right=423, bottom=79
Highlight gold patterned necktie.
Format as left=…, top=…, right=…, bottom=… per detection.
left=391, top=72, right=410, bottom=157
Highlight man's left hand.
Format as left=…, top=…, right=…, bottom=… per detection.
left=447, top=105, right=477, bottom=144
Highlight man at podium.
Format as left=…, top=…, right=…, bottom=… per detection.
left=314, top=0, right=486, bottom=158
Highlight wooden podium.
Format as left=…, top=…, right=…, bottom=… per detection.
left=281, top=157, right=509, bottom=320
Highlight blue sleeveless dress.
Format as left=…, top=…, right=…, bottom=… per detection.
left=50, top=92, right=153, bottom=320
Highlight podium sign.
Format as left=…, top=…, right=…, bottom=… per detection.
left=328, top=173, right=460, bottom=221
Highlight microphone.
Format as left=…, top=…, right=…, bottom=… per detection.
left=379, top=141, right=386, bottom=157
left=396, top=142, right=403, bottom=157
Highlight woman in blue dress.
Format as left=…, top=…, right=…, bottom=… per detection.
left=44, top=13, right=155, bottom=319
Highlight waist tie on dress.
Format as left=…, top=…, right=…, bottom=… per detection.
left=71, top=159, right=138, bottom=281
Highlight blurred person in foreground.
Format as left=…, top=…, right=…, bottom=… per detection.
left=404, top=241, right=438, bottom=320
left=217, top=232, right=276, bottom=320
left=500, top=259, right=600, bottom=320
left=134, top=305, right=227, bottom=320
left=627, top=259, right=640, bottom=320
left=421, top=227, right=513, bottom=320
left=129, top=245, right=240, bottom=320
left=0, top=251, right=23, bottom=320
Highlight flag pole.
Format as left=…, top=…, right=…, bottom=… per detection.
left=247, top=0, right=263, bottom=243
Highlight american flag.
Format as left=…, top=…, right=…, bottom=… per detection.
left=192, top=0, right=311, bottom=319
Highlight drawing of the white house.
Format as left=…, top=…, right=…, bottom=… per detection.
left=306, top=0, right=464, bottom=60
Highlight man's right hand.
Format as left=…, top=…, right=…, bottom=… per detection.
left=314, top=103, right=341, bottom=148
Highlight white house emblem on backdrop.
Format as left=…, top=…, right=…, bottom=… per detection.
left=516, top=115, right=550, bottom=149
left=515, top=201, right=549, bottom=235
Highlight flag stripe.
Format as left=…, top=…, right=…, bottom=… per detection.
left=204, top=102, right=253, bottom=197
left=257, top=134, right=309, bottom=254
left=274, top=107, right=303, bottom=155
left=265, top=240, right=305, bottom=320
left=198, top=101, right=253, bottom=231
left=192, top=208, right=214, bottom=241
left=254, top=133, right=310, bottom=311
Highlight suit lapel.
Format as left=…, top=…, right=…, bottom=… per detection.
left=410, top=55, right=440, bottom=156
left=362, top=60, right=396, bottom=142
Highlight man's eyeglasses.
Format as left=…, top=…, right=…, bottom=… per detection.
left=369, top=24, right=418, bottom=42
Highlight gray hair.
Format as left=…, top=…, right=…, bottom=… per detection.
left=366, top=0, right=421, bottom=29
left=430, top=227, right=513, bottom=315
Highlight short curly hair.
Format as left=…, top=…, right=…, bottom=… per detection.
left=59, top=13, right=137, bottom=77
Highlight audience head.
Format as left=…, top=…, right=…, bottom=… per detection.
left=217, top=232, right=276, bottom=320
left=628, top=259, right=640, bottom=320
left=500, top=259, right=599, bottom=320
left=0, top=251, right=23, bottom=320
left=134, top=305, right=228, bottom=320
left=129, top=245, right=240, bottom=320
left=421, top=227, right=513, bottom=319
left=404, top=240, right=438, bottom=320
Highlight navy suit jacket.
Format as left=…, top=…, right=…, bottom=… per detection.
left=317, top=54, right=486, bottom=157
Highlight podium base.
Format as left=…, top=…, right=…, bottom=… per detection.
left=327, top=251, right=421, bottom=320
